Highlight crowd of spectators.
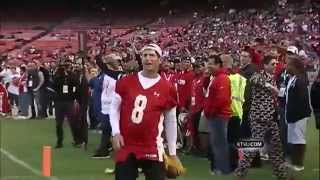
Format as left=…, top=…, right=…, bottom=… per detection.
left=0, top=1, right=319, bottom=179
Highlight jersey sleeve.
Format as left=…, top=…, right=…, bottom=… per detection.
left=110, top=77, right=127, bottom=136
left=110, top=91, right=122, bottom=136
left=164, top=107, right=177, bottom=155
left=115, top=77, right=125, bottom=96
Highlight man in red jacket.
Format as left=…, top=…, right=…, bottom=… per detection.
left=160, top=60, right=176, bottom=85
left=185, top=62, right=205, bottom=153
left=204, top=55, right=232, bottom=175
left=177, top=59, right=194, bottom=112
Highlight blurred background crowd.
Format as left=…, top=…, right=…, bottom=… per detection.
left=0, top=0, right=319, bottom=178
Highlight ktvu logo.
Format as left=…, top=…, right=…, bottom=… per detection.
left=236, top=139, right=264, bottom=151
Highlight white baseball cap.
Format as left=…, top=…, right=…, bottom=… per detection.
left=141, top=44, right=162, bottom=57
left=287, top=46, right=298, bottom=54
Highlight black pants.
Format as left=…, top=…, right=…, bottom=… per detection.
left=77, top=103, right=88, bottom=144
left=228, top=116, right=241, bottom=171
left=315, top=112, right=320, bottom=130
left=28, top=91, right=37, bottom=118
left=55, top=101, right=74, bottom=145
left=47, top=91, right=55, bottom=116
left=115, top=154, right=165, bottom=180
left=88, top=99, right=99, bottom=129
left=277, top=106, right=289, bottom=156
left=192, top=111, right=202, bottom=148
left=39, top=88, right=49, bottom=118
left=96, top=113, right=112, bottom=154
left=69, top=102, right=88, bottom=145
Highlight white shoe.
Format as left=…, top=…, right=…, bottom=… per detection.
left=15, top=116, right=28, bottom=120
left=176, top=142, right=183, bottom=150
left=209, top=170, right=223, bottom=176
left=104, top=168, right=114, bottom=174
left=289, top=164, right=304, bottom=172
left=260, top=153, right=269, bottom=161
left=292, top=166, right=304, bottom=172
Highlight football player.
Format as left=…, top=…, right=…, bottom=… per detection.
left=110, top=44, right=184, bottom=180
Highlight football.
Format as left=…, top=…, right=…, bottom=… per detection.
left=164, top=154, right=186, bottom=178
left=166, top=164, right=181, bottom=178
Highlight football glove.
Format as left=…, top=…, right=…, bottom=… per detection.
left=163, top=154, right=186, bottom=178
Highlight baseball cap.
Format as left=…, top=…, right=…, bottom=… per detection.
left=141, top=44, right=162, bottom=57
left=287, top=46, right=298, bottom=54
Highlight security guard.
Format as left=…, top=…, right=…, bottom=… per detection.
left=228, top=72, right=247, bottom=171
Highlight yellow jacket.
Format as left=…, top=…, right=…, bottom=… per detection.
left=229, top=74, right=247, bottom=120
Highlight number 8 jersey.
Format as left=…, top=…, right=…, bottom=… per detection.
left=115, top=73, right=177, bottom=162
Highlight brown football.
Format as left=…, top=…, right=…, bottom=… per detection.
left=165, top=165, right=179, bottom=178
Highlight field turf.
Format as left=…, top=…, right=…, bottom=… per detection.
left=0, top=118, right=319, bottom=180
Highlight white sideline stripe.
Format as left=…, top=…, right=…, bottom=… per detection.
left=0, top=148, right=58, bottom=180
left=1, top=176, right=36, bottom=179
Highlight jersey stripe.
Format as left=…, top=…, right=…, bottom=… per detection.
left=156, top=113, right=165, bottom=162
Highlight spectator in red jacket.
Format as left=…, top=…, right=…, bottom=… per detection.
left=0, top=77, right=10, bottom=116
left=184, top=62, right=205, bottom=153
left=204, top=55, right=232, bottom=175
left=190, top=62, right=205, bottom=115
left=160, top=60, right=176, bottom=85
left=177, top=59, right=194, bottom=112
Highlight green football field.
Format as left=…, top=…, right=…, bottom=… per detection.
left=0, top=118, right=319, bottom=180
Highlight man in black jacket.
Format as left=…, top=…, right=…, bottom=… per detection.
left=286, top=55, right=311, bottom=172
left=52, top=61, right=80, bottom=148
